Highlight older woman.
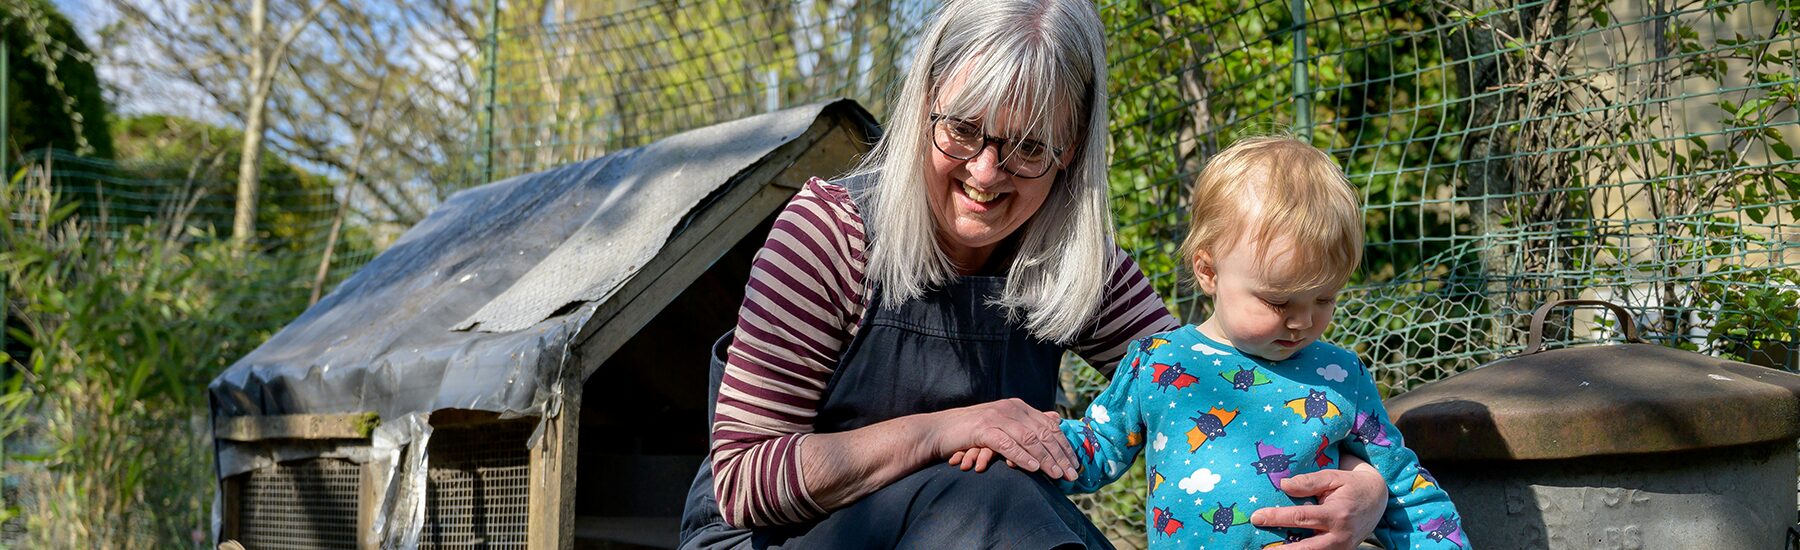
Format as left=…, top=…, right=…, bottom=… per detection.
left=680, top=0, right=1389, bottom=548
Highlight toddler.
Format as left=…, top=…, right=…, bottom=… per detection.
left=958, top=136, right=1466, bottom=549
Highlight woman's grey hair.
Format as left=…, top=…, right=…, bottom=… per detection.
left=850, top=0, right=1112, bottom=344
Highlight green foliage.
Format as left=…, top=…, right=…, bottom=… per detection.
left=0, top=162, right=312, bottom=547
left=1697, top=266, right=1800, bottom=365
left=1083, top=0, right=1800, bottom=538
left=1567, top=0, right=1799, bottom=362
left=480, top=0, right=907, bottom=181
left=105, top=114, right=360, bottom=255
left=1667, top=215, right=1800, bottom=365
left=1, top=0, right=113, bottom=159
left=1101, top=0, right=1465, bottom=320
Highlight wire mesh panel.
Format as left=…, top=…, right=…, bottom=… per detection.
left=1079, top=0, right=1799, bottom=544
left=474, top=0, right=932, bottom=183
left=12, top=149, right=379, bottom=307
left=474, top=0, right=1798, bottom=546
left=1100, top=0, right=1799, bottom=382
left=420, top=421, right=534, bottom=550
left=237, top=458, right=362, bottom=550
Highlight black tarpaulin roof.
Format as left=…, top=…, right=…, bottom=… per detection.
left=209, top=100, right=876, bottom=422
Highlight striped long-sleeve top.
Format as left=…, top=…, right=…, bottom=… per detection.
left=710, top=177, right=1182, bottom=528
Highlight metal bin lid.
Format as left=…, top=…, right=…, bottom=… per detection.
left=1387, top=300, right=1800, bottom=461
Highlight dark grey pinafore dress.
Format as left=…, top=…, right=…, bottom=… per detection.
left=678, top=175, right=1113, bottom=549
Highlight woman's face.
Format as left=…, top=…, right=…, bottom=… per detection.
left=925, top=74, right=1069, bottom=272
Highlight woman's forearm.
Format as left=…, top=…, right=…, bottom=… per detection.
left=794, top=398, right=1078, bottom=513
left=796, top=414, right=941, bottom=511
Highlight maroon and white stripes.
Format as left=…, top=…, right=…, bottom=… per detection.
left=709, top=178, right=1179, bottom=528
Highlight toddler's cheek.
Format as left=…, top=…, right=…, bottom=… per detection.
left=1233, top=314, right=1286, bottom=342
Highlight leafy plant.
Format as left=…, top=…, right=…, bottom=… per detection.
left=0, top=159, right=310, bottom=547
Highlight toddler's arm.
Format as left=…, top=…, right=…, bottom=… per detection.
left=1054, top=341, right=1154, bottom=493
left=1339, top=356, right=1468, bottom=549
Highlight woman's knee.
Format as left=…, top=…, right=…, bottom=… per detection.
left=908, top=462, right=1054, bottom=509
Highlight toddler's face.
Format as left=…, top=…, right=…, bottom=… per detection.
left=1193, top=234, right=1342, bottom=361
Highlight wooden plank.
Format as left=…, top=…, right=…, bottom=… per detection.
left=426, top=408, right=514, bottom=427
left=572, top=121, right=871, bottom=379
left=220, top=475, right=243, bottom=542
left=212, top=413, right=380, bottom=442
left=574, top=182, right=796, bottom=382
left=358, top=461, right=381, bottom=550
left=528, top=383, right=582, bottom=549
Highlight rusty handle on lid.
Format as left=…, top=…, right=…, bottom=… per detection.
left=1521, top=299, right=1645, bottom=356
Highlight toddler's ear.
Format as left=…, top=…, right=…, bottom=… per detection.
left=1192, top=251, right=1218, bottom=295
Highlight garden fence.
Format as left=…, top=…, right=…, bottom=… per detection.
left=9, top=0, right=1790, bottom=545
left=469, top=1, right=1799, bottom=543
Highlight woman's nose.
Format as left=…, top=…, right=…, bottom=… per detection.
left=965, top=142, right=1007, bottom=182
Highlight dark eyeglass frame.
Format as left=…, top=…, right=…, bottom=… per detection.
left=928, top=113, right=1067, bottom=179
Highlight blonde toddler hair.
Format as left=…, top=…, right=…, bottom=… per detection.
left=1180, top=136, right=1364, bottom=293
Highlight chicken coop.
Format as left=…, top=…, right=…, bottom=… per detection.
left=208, top=100, right=878, bottom=549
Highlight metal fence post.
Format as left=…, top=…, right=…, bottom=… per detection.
left=482, top=0, right=499, bottom=184
left=1290, top=0, right=1311, bottom=140
left=3, top=39, right=9, bottom=183
left=2, top=39, right=10, bottom=357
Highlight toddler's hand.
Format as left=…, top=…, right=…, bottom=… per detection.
left=948, top=446, right=1005, bottom=472
left=949, top=411, right=1077, bottom=477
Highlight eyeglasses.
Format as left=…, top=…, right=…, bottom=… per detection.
left=929, top=114, right=1066, bottom=179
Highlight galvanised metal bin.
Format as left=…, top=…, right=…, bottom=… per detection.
left=1388, top=300, right=1800, bottom=550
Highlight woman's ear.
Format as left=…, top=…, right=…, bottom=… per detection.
left=1192, top=250, right=1217, bottom=295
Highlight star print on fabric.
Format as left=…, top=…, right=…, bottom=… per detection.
left=1100, top=330, right=1456, bottom=548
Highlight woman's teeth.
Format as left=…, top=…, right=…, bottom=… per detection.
left=963, top=183, right=999, bottom=203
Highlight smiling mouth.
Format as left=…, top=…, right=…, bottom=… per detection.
left=962, top=182, right=1002, bottom=203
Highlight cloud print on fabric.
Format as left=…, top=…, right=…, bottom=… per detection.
left=1179, top=468, right=1221, bottom=494
left=1317, top=363, right=1349, bottom=382
left=1192, top=342, right=1231, bottom=356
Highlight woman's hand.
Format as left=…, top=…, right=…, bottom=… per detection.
left=799, top=401, right=1074, bottom=512
left=949, top=413, right=1084, bottom=476
left=1248, top=455, right=1385, bottom=550
left=926, top=400, right=1077, bottom=481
